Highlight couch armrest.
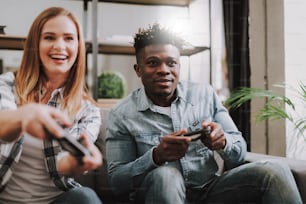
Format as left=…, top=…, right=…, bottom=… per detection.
left=246, top=152, right=306, bottom=203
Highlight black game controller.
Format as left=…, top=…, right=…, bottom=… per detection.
left=45, top=126, right=90, bottom=158
left=57, top=128, right=90, bottom=157
left=183, top=127, right=211, bottom=141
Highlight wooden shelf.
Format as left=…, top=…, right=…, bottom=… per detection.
left=70, top=0, right=192, bottom=7
left=87, top=43, right=209, bottom=56
left=0, top=35, right=25, bottom=50
left=97, top=98, right=121, bottom=108
left=0, top=35, right=208, bottom=56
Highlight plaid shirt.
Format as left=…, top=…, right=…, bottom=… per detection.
left=0, top=72, right=101, bottom=191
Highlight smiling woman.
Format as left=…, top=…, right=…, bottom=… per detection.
left=39, top=15, right=79, bottom=80
left=0, top=7, right=103, bottom=204
left=39, top=15, right=80, bottom=104
left=15, top=7, right=87, bottom=116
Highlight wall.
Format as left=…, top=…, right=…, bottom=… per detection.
left=249, top=0, right=306, bottom=158
left=0, top=0, right=83, bottom=73
left=284, top=0, right=306, bottom=160
left=91, top=1, right=210, bottom=94
left=249, top=0, right=286, bottom=156
left=0, top=0, right=214, bottom=96
left=3, top=0, right=304, bottom=158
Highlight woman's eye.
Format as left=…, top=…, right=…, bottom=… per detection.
left=44, top=36, right=54, bottom=40
left=66, top=36, right=75, bottom=41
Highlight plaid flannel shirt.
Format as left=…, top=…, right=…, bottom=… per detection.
left=0, top=72, right=101, bottom=191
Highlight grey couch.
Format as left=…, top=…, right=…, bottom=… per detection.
left=76, top=107, right=306, bottom=203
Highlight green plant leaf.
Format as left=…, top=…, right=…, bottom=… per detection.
left=256, top=104, right=293, bottom=122
left=97, top=72, right=125, bottom=99
left=224, top=83, right=305, bottom=138
left=224, top=87, right=290, bottom=110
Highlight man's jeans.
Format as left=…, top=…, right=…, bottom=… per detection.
left=136, top=160, right=302, bottom=204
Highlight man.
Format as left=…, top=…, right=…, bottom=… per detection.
left=106, top=23, right=302, bottom=204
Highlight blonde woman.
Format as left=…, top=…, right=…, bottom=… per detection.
left=0, top=7, right=102, bottom=203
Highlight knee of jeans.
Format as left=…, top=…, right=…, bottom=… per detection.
left=149, top=166, right=185, bottom=188
left=138, top=166, right=186, bottom=203
left=254, top=159, right=292, bottom=177
left=71, top=187, right=101, bottom=203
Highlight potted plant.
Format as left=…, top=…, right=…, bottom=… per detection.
left=224, top=83, right=306, bottom=158
left=97, top=71, right=125, bottom=107
left=224, top=83, right=305, bottom=133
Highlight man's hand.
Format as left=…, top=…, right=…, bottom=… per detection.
left=153, top=129, right=191, bottom=165
left=200, top=121, right=226, bottom=150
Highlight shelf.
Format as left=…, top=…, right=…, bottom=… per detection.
left=70, top=0, right=192, bottom=7
left=97, top=98, right=120, bottom=108
left=0, top=35, right=209, bottom=56
left=0, top=35, right=25, bottom=50
left=1, top=0, right=210, bottom=100
left=86, top=43, right=209, bottom=56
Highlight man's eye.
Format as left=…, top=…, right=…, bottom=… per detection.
left=147, top=60, right=159, bottom=66
left=167, top=61, right=178, bottom=67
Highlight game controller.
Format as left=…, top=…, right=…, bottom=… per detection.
left=45, top=126, right=90, bottom=158
left=183, top=127, right=211, bottom=141
left=57, top=128, right=90, bottom=157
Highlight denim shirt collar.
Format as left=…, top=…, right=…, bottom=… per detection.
left=136, top=82, right=189, bottom=112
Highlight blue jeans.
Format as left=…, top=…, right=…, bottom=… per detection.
left=136, top=160, right=302, bottom=204
left=51, top=186, right=102, bottom=204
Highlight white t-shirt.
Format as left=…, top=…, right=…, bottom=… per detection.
left=0, top=134, right=62, bottom=203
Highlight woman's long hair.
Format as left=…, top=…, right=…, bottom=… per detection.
left=15, top=7, right=91, bottom=117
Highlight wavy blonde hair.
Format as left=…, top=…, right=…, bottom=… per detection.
left=15, top=7, right=93, bottom=117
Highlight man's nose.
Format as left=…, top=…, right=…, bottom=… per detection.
left=157, top=62, right=170, bottom=73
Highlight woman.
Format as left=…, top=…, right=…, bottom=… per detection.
left=0, top=7, right=103, bottom=203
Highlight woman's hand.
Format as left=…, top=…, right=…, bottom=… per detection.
left=0, top=103, right=72, bottom=141
left=20, top=103, right=72, bottom=139
left=57, top=132, right=103, bottom=177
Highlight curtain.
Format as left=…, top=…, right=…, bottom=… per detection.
left=223, top=0, right=251, bottom=150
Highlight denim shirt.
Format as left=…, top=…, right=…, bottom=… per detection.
left=106, top=81, right=247, bottom=195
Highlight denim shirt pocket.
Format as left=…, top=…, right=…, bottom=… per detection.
left=188, top=141, right=213, bottom=160
left=195, top=143, right=210, bottom=157
left=186, top=104, right=212, bottom=132
left=134, top=132, right=162, bottom=155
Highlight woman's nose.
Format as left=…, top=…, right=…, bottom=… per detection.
left=53, top=39, right=65, bottom=50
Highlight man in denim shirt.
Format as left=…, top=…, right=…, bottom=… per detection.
left=106, top=24, right=302, bottom=204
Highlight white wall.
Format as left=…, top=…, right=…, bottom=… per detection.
left=0, top=0, right=214, bottom=95
left=249, top=0, right=286, bottom=156
left=284, top=0, right=306, bottom=160
left=249, top=0, right=306, bottom=159
left=0, top=0, right=84, bottom=74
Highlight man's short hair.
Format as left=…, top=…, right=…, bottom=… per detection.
left=133, top=23, right=186, bottom=56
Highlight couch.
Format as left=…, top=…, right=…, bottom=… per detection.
left=76, top=107, right=306, bottom=203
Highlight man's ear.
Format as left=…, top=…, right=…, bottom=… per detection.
left=134, top=64, right=141, bottom=77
